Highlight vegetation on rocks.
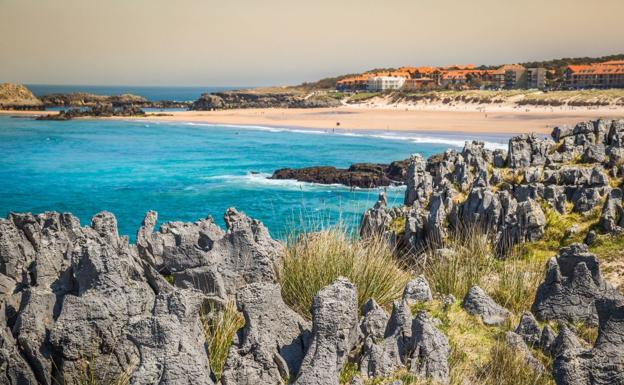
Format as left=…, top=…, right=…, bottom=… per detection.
left=201, top=300, right=245, bottom=381
left=279, top=227, right=411, bottom=318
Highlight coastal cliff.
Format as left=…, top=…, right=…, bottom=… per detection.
left=0, top=83, right=43, bottom=110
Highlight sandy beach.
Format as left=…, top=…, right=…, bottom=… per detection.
left=3, top=103, right=624, bottom=135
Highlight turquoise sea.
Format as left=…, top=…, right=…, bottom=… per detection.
left=0, top=115, right=509, bottom=240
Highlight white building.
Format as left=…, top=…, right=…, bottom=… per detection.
left=366, top=76, right=406, bottom=91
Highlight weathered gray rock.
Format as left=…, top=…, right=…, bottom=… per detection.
left=128, top=290, right=214, bottom=385
left=136, top=208, right=282, bottom=295
left=493, top=149, right=507, bottom=168
left=553, top=299, right=624, bottom=385
left=405, top=154, right=433, bottom=207
left=402, top=275, right=433, bottom=305
left=599, top=188, right=624, bottom=233
left=222, top=282, right=310, bottom=385
left=409, top=311, right=450, bottom=384
left=508, top=134, right=554, bottom=168
left=462, top=285, right=511, bottom=326
left=359, top=299, right=389, bottom=341
left=505, top=331, right=545, bottom=373
left=294, top=277, right=358, bottom=385
left=515, top=312, right=542, bottom=346
left=532, top=244, right=623, bottom=325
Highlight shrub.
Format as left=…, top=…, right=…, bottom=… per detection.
left=201, top=299, right=245, bottom=381
left=279, top=227, right=410, bottom=318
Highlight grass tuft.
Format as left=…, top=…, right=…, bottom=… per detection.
left=279, top=226, right=411, bottom=318
left=201, top=299, right=245, bottom=381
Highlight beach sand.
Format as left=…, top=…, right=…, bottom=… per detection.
left=3, top=103, right=624, bottom=134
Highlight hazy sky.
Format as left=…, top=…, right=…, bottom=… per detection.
left=1, top=0, right=623, bottom=86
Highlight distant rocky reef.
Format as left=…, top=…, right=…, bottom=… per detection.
left=271, top=160, right=409, bottom=188
left=40, top=92, right=191, bottom=109
left=191, top=89, right=341, bottom=110
left=36, top=103, right=146, bottom=120
left=0, top=83, right=44, bottom=110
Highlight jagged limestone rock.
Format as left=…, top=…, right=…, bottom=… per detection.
left=515, top=312, right=542, bottom=346
left=221, top=282, right=310, bottom=385
left=402, top=275, right=433, bottom=305
left=136, top=208, right=282, bottom=295
left=532, top=244, right=623, bottom=325
left=599, top=188, right=624, bottom=233
left=294, top=277, right=358, bottom=385
left=462, top=285, right=511, bottom=326
left=405, top=154, right=433, bottom=207
left=409, top=311, right=450, bottom=384
left=360, top=299, right=390, bottom=341
left=505, top=331, right=545, bottom=373
left=553, top=299, right=624, bottom=385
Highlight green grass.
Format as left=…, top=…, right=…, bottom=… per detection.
left=348, top=92, right=381, bottom=102
left=279, top=227, right=411, bottom=318
left=201, top=299, right=245, bottom=381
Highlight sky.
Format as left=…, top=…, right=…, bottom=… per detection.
left=1, top=0, right=624, bottom=87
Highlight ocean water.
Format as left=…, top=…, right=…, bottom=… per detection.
left=26, top=85, right=241, bottom=102
left=0, top=116, right=509, bottom=240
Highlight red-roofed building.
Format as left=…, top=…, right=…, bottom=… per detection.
left=565, top=62, right=624, bottom=88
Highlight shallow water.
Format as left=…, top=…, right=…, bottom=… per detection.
left=0, top=116, right=509, bottom=240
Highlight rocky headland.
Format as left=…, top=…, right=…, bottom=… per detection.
left=1, top=118, right=624, bottom=385
left=271, top=160, right=409, bottom=188
left=36, top=103, right=146, bottom=120
left=0, top=83, right=44, bottom=110
left=191, top=88, right=342, bottom=110
left=39, top=92, right=191, bottom=109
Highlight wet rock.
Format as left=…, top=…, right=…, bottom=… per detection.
left=222, top=282, right=310, bottom=385
left=532, top=244, right=623, bottom=325
left=462, top=285, right=511, bottom=326
left=294, top=277, right=358, bottom=385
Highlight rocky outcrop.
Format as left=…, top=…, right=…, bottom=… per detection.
left=39, top=92, right=191, bottom=109
left=0, top=83, right=43, bottom=110
left=532, top=243, right=623, bottom=325
left=552, top=298, right=624, bottom=385
left=36, top=103, right=146, bottom=120
left=0, top=211, right=213, bottom=384
left=462, top=285, right=511, bottom=326
left=294, top=277, right=359, bottom=385
left=272, top=160, right=409, bottom=188
left=191, top=89, right=341, bottom=110
left=358, top=119, right=624, bottom=255
left=221, top=282, right=310, bottom=385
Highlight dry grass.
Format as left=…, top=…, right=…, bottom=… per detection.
left=63, top=357, right=134, bottom=385
left=419, top=226, right=497, bottom=300
left=201, top=299, right=245, bottom=381
left=279, top=227, right=411, bottom=318
left=474, top=340, right=553, bottom=385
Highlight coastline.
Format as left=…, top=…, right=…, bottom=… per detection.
left=2, top=103, right=624, bottom=135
